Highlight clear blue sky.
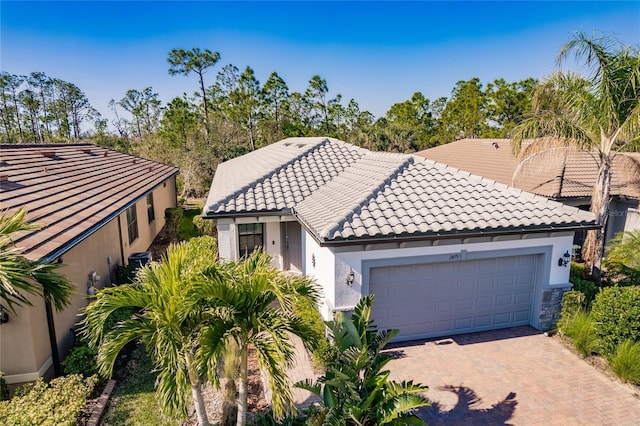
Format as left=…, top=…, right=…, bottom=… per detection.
left=2, top=1, right=639, bottom=126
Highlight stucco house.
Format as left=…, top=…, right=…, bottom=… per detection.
left=204, top=137, right=597, bottom=342
left=416, top=138, right=640, bottom=253
left=0, top=144, right=178, bottom=385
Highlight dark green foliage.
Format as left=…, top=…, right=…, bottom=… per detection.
left=164, top=207, right=183, bottom=239
left=62, top=344, right=100, bottom=378
left=297, top=295, right=430, bottom=425
left=115, top=263, right=139, bottom=284
left=291, top=296, right=334, bottom=368
left=255, top=405, right=322, bottom=426
left=611, top=340, right=640, bottom=384
left=178, top=207, right=201, bottom=239
left=570, top=278, right=598, bottom=307
left=193, top=215, right=214, bottom=236
left=559, top=290, right=586, bottom=324
left=591, top=286, right=640, bottom=357
left=0, top=375, right=97, bottom=426
left=570, top=261, right=589, bottom=280
left=0, top=373, right=8, bottom=402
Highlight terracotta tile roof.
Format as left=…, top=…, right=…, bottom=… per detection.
left=416, top=138, right=640, bottom=200
left=0, top=144, right=179, bottom=262
left=205, top=138, right=597, bottom=243
left=204, top=137, right=366, bottom=215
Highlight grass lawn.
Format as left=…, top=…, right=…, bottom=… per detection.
left=102, top=347, right=182, bottom=426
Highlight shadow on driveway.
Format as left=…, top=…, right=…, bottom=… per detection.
left=419, top=385, right=517, bottom=425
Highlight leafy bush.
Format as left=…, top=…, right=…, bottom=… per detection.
left=570, top=261, right=589, bottom=280
left=292, top=296, right=334, bottom=368
left=559, top=290, right=585, bottom=325
left=604, top=231, right=640, bottom=286
left=164, top=207, right=183, bottom=239
left=62, top=344, right=100, bottom=378
left=0, top=374, right=97, bottom=426
left=192, top=215, right=214, bottom=236
left=569, top=277, right=598, bottom=307
left=591, top=286, right=640, bottom=357
left=611, top=339, right=640, bottom=384
left=115, top=263, right=139, bottom=284
left=560, top=310, right=599, bottom=357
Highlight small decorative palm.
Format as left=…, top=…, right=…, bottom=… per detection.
left=297, top=295, right=430, bottom=426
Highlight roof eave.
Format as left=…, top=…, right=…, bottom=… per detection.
left=202, top=208, right=293, bottom=219
left=312, top=222, right=601, bottom=247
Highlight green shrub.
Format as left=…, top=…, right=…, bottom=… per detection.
left=164, top=207, right=183, bottom=239
left=570, top=261, right=589, bottom=280
left=292, top=297, right=334, bottom=368
left=62, top=344, right=99, bottom=378
left=192, top=215, right=214, bottom=236
left=561, top=310, right=599, bottom=357
left=559, top=290, right=585, bottom=329
left=611, top=339, right=640, bottom=384
left=0, top=374, right=97, bottom=426
left=0, top=372, right=8, bottom=402
left=115, top=263, right=139, bottom=284
left=569, top=277, right=598, bottom=307
left=591, top=286, right=640, bottom=357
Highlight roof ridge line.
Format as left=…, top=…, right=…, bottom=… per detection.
left=209, top=138, right=333, bottom=211
left=319, top=153, right=414, bottom=239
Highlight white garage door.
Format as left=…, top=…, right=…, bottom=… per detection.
left=369, top=255, right=537, bottom=341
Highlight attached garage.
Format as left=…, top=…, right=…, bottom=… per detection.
left=369, top=254, right=539, bottom=341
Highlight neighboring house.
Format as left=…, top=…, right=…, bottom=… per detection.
left=416, top=138, right=640, bottom=252
left=204, top=137, right=597, bottom=342
left=0, top=144, right=178, bottom=385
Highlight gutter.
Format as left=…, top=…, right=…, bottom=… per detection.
left=202, top=208, right=292, bottom=220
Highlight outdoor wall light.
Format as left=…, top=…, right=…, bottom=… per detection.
left=558, top=251, right=571, bottom=267
left=311, top=253, right=316, bottom=268
left=346, top=270, right=355, bottom=286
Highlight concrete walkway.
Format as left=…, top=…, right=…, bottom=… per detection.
left=385, top=326, right=640, bottom=425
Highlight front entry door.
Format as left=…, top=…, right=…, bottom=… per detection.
left=283, top=221, right=302, bottom=272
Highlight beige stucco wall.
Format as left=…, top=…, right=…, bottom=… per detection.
left=119, top=177, right=177, bottom=263
left=0, top=176, right=177, bottom=384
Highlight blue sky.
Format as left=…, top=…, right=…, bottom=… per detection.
left=2, top=1, right=639, bottom=124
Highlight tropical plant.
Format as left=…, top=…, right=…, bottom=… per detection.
left=603, top=230, right=640, bottom=285
left=297, top=295, right=430, bottom=426
left=590, top=286, right=640, bottom=357
left=611, top=339, right=640, bottom=384
left=80, top=236, right=220, bottom=425
left=559, top=310, right=599, bottom=357
left=512, top=32, right=640, bottom=281
left=197, top=250, right=321, bottom=426
left=0, top=208, right=73, bottom=313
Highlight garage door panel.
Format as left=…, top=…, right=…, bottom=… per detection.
left=370, top=254, right=537, bottom=341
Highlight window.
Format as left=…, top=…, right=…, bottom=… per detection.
left=126, top=205, right=138, bottom=244
left=146, top=193, right=155, bottom=223
left=238, top=223, right=264, bottom=257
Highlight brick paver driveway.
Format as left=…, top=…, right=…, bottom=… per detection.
left=386, top=326, right=640, bottom=425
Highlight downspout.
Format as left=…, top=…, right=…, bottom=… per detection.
left=44, top=299, right=61, bottom=376
left=117, top=215, right=126, bottom=266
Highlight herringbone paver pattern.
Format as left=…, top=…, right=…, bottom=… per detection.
left=386, top=326, right=640, bottom=425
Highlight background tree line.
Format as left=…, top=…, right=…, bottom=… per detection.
left=1, top=48, right=538, bottom=196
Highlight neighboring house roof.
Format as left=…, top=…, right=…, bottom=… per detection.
left=205, top=137, right=597, bottom=245
left=0, top=144, right=179, bottom=262
left=416, top=138, right=640, bottom=200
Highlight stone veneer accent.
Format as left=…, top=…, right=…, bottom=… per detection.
left=538, top=286, right=572, bottom=331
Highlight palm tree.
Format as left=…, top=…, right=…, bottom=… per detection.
left=297, top=295, right=430, bottom=425
left=0, top=208, right=73, bottom=314
left=197, top=250, right=320, bottom=426
left=80, top=237, right=221, bottom=425
left=512, top=32, right=640, bottom=280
